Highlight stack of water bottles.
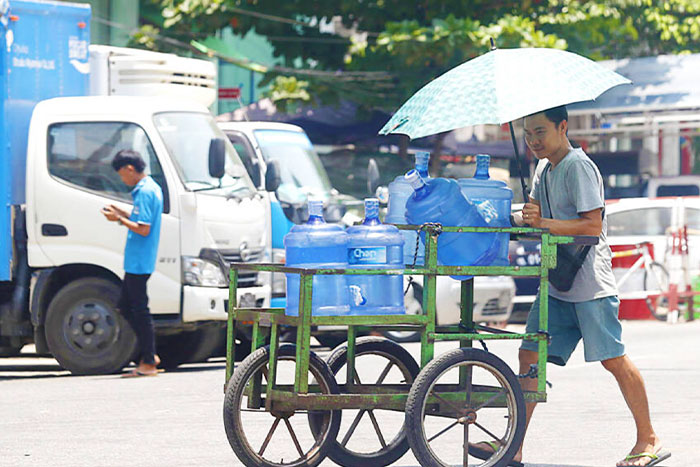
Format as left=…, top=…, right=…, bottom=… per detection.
left=388, top=151, right=512, bottom=278
left=284, top=199, right=405, bottom=317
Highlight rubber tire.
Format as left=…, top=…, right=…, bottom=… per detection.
left=382, top=282, right=422, bottom=343
left=644, top=261, right=670, bottom=321
left=320, top=336, right=421, bottom=467
left=405, top=348, right=526, bottom=467
left=45, top=278, right=137, bottom=375
left=157, top=324, right=222, bottom=369
left=223, top=344, right=341, bottom=467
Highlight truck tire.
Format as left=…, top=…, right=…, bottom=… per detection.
left=157, top=324, right=222, bottom=369
left=45, top=278, right=137, bottom=375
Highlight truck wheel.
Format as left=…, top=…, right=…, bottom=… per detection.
left=45, top=278, right=137, bottom=375
left=157, top=325, right=222, bottom=369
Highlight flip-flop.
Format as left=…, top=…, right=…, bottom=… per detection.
left=469, top=441, right=524, bottom=467
left=618, top=448, right=671, bottom=466
left=121, top=369, right=158, bottom=378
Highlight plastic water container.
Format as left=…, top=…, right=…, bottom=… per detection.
left=458, top=154, right=513, bottom=266
left=386, top=151, right=430, bottom=265
left=284, top=200, right=350, bottom=316
left=405, top=170, right=496, bottom=279
left=346, top=198, right=405, bottom=315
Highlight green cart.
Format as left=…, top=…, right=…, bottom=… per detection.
left=223, top=225, right=595, bottom=467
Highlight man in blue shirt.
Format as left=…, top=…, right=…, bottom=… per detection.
left=102, top=150, right=163, bottom=377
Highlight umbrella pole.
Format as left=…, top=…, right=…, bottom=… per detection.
left=509, top=121, right=529, bottom=202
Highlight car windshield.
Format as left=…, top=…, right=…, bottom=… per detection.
left=253, top=129, right=332, bottom=204
left=607, top=207, right=672, bottom=236
left=154, top=112, right=254, bottom=195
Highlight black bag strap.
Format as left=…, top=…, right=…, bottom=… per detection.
left=542, top=162, right=593, bottom=265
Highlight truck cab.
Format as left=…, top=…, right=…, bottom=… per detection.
left=218, top=121, right=359, bottom=307
left=24, top=97, right=270, bottom=373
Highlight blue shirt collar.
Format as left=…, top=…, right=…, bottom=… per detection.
left=130, top=176, right=148, bottom=195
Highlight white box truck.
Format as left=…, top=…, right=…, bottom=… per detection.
left=0, top=1, right=270, bottom=374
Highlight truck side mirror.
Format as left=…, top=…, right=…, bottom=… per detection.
left=265, top=160, right=281, bottom=192
left=208, top=138, right=226, bottom=179
left=367, top=158, right=380, bottom=196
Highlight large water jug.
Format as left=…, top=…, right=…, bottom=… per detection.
left=458, top=154, right=513, bottom=266
left=284, top=200, right=350, bottom=316
left=346, top=198, right=405, bottom=315
left=386, top=151, right=430, bottom=265
left=405, top=170, right=496, bottom=279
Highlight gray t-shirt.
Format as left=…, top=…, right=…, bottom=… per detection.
left=530, top=148, right=618, bottom=302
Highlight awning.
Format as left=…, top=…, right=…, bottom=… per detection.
left=569, top=53, right=700, bottom=115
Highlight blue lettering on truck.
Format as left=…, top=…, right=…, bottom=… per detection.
left=348, top=247, right=386, bottom=264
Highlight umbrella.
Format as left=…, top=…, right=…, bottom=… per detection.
left=379, top=45, right=631, bottom=198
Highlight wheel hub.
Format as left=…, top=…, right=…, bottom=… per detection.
left=458, top=409, right=477, bottom=425
left=65, top=303, right=117, bottom=354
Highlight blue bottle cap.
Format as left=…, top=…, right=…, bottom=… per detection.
left=308, top=199, right=324, bottom=218
left=364, top=198, right=380, bottom=220
left=404, top=169, right=426, bottom=191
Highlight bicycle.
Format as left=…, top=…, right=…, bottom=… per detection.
left=612, top=242, right=670, bottom=321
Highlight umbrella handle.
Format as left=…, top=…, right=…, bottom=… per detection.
left=509, top=121, right=529, bottom=202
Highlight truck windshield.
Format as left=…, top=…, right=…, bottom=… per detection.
left=253, top=129, right=332, bottom=204
left=154, top=112, right=254, bottom=195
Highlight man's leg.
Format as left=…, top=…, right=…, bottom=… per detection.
left=126, top=274, right=157, bottom=372
left=602, top=355, right=662, bottom=466
left=513, top=348, right=539, bottom=460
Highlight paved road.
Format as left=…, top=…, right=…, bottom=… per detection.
left=1, top=320, right=696, bottom=467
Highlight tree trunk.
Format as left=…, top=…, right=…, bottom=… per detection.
left=430, top=132, right=449, bottom=176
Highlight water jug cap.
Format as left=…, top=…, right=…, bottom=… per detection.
left=404, top=169, right=426, bottom=191
left=474, top=154, right=491, bottom=180
left=364, top=198, right=380, bottom=223
left=415, top=151, right=430, bottom=177
left=307, top=199, right=324, bottom=218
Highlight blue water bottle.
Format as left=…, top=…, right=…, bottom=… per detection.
left=458, top=154, right=513, bottom=266
left=386, top=151, right=430, bottom=265
left=284, top=200, right=350, bottom=316
left=347, top=198, right=405, bottom=315
left=405, top=170, right=496, bottom=279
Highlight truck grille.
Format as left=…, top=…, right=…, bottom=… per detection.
left=219, top=248, right=263, bottom=288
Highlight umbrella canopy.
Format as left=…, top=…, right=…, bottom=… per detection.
left=379, top=47, right=631, bottom=140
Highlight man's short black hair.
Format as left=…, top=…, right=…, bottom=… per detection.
left=112, top=149, right=146, bottom=173
left=542, top=105, right=568, bottom=127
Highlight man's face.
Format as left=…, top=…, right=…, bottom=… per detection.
left=523, top=113, right=567, bottom=159
left=117, top=165, right=139, bottom=187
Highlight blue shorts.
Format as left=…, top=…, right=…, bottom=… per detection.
left=520, top=294, right=625, bottom=366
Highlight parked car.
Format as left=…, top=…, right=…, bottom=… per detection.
left=606, top=196, right=700, bottom=282
left=509, top=196, right=700, bottom=322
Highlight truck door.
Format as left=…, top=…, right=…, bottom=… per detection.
left=33, top=121, right=180, bottom=314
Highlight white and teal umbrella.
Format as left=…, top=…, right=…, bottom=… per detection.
left=379, top=47, right=630, bottom=139
left=378, top=46, right=630, bottom=197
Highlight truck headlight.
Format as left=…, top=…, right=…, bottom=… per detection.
left=182, top=256, right=227, bottom=287
left=271, top=248, right=286, bottom=296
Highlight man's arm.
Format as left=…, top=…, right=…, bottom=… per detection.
left=522, top=203, right=602, bottom=236
left=117, top=216, right=151, bottom=237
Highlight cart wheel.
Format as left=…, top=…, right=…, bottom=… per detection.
left=405, top=348, right=526, bottom=467
left=223, top=344, right=341, bottom=467
left=309, top=336, right=420, bottom=467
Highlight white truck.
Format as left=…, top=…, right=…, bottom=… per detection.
left=0, top=1, right=270, bottom=374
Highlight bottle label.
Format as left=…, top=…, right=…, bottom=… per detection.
left=348, top=246, right=387, bottom=264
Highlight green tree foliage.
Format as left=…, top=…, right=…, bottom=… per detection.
left=145, top=0, right=700, bottom=112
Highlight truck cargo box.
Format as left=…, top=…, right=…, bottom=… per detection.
left=0, top=0, right=90, bottom=280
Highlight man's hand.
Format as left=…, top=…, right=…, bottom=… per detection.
left=522, top=202, right=542, bottom=228
left=101, top=206, right=120, bottom=222
left=108, top=204, right=130, bottom=218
